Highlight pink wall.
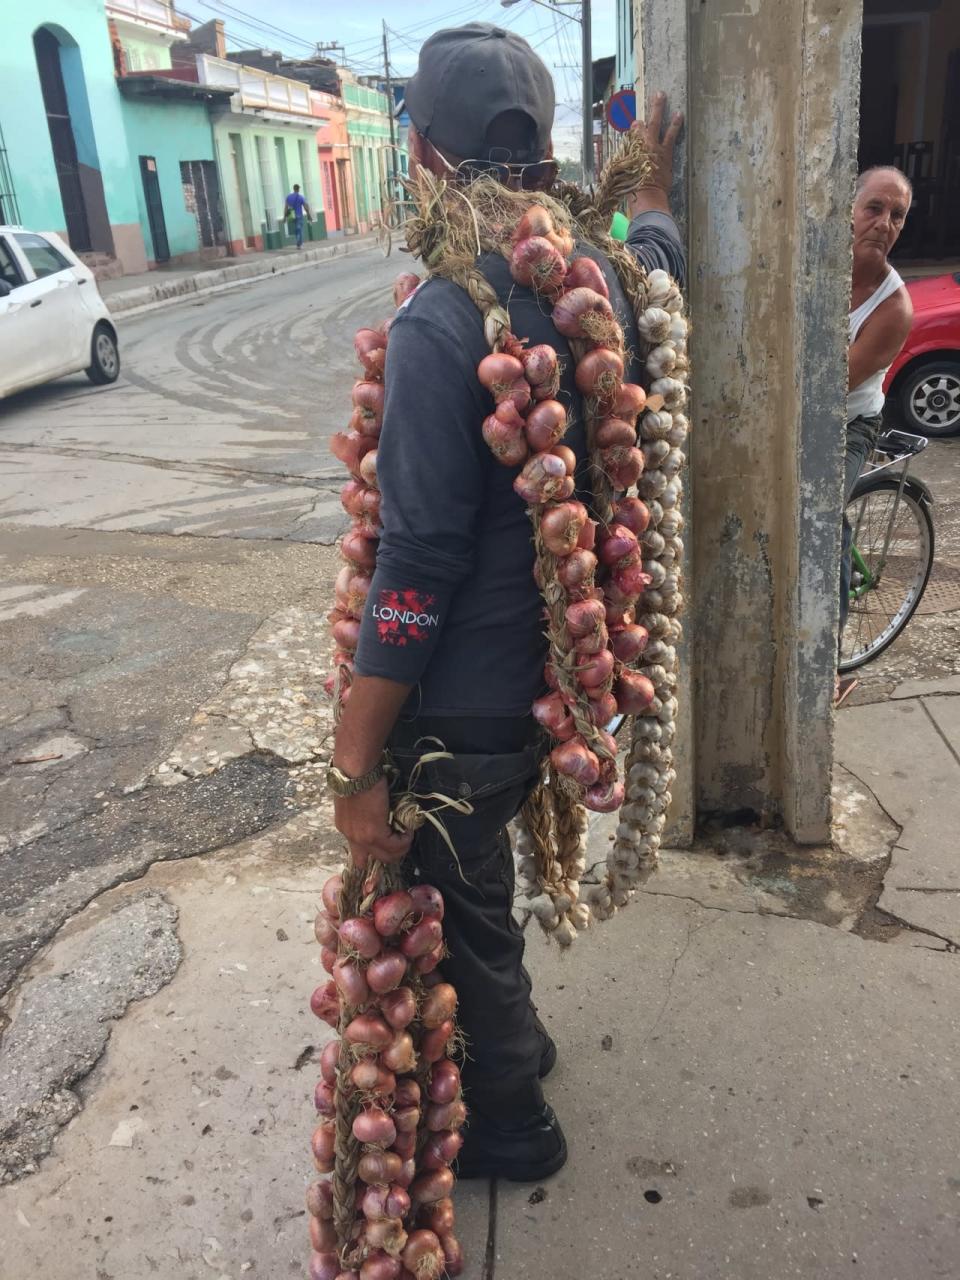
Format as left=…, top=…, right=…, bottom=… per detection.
left=312, top=91, right=354, bottom=233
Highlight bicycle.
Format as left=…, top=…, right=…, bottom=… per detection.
left=839, top=428, right=935, bottom=672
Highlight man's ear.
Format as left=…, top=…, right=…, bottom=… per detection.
left=408, top=126, right=426, bottom=177
left=410, top=124, right=458, bottom=179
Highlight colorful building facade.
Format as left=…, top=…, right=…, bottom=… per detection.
left=184, top=47, right=326, bottom=254
left=2, top=1, right=409, bottom=278
left=2, top=0, right=148, bottom=272
left=109, top=1, right=228, bottom=268
left=339, top=71, right=394, bottom=234
left=314, top=90, right=356, bottom=236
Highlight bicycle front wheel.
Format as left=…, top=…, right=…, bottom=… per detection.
left=839, top=475, right=934, bottom=672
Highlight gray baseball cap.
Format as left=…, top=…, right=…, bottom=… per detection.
left=405, top=23, right=555, bottom=163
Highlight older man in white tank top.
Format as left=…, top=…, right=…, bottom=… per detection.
left=839, top=168, right=914, bottom=672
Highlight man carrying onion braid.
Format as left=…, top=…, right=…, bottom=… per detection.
left=328, top=23, right=686, bottom=1181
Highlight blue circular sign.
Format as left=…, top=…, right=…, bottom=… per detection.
left=607, top=89, right=637, bottom=133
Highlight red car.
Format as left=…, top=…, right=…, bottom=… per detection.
left=884, top=271, right=960, bottom=437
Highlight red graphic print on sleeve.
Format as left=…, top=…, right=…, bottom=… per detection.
left=372, top=588, right=440, bottom=647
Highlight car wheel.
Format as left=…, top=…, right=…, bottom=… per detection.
left=898, top=359, right=960, bottom=438
left=85, top=323, right=120, bottom=385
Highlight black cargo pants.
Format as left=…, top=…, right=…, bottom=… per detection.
left=388, top=714, right=545, bottom=1119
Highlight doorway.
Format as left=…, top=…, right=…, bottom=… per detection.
left=181, top=160, right=224, bottom=249
left=337, top=159, right=353, bottom=233
left=322, top=159, right=340, bottom=231
left=859, top=24, right=900, bottom=171
left=34, top=26, right=91, bottom=252
left=139, top=156, right=169, bottom=263
left=859, top=2, right=960, bottom=260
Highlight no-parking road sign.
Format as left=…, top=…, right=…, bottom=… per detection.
left=606, top=88, right=637, bottom=133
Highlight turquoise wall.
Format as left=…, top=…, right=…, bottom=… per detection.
left=0, top=0, right=140, bottom=233
left=121, top=97, right=215, bottom=260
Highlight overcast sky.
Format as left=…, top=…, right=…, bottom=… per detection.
left=182, top=0, right=619, bottom=158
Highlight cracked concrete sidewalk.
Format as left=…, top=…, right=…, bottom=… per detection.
left=0, top=673, right=957, bottom=1277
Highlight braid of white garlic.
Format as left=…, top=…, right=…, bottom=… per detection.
left=588, top=266, right=689, bottom=919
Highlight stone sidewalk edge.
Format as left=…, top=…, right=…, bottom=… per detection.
left=102, top=234, right=382, bottom=319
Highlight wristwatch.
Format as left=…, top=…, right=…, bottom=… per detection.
left=326, top=758, right=387, bottom=798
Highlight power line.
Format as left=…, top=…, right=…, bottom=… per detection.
left=342, top=1, right=486, bottom=58
left=344, top=0, right=522, bottom=61
left=188, top=0, right=318, bottom=51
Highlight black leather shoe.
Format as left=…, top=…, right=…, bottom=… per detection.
left=534, top=1011, right=557, bottom=1079
left=456, top=1103, right=568, bottom=1182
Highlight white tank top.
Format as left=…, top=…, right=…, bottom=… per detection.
left=848, top=267, right=906, bottom=420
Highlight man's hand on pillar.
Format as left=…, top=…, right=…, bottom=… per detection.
left=627, top=91, right=684, bottom=218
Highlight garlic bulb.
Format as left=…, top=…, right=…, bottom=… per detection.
left=645, top=269, right=672, bottom=305
left=637, top=305, right=672, bottom=343
left=642, top=529, right=666, bottom=557
left=568, top=902, right=590, bottom=931
left=640, top=410, right=673, bottom=442
left=650, top=376, right=686, bottom=409
left=553, top=916, right=578, bottom=948
left=528, top=893, right=560, bottom=929
left=643, top=438, right=671, bottom=467
left=646, top=343, right=677, bottom=379
left=669, top=313, right=688, bottom=343
left=644, top=560, right=667, bottom=589
left=659, top=511, right=683, bottom=538
left=638, top=471, right=668, bottom=500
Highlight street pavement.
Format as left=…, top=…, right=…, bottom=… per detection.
left=847, top=439, right=960, bottom=703
left=0, top=245, right=398, bottom=541
left=97, top=235, right=380, bottom=317
left=0, top=257, right=958, bottom=1278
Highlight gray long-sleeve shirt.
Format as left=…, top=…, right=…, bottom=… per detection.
left=354, top=211, right=686, bottom=717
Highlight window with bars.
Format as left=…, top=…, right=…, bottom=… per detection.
left=0, top=120, right=20, bottom=225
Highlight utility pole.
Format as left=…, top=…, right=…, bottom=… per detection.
left=382, top=21, right=399, bottom=191
left=581, top=0, right=592, bottom=183
left=501, top=0, right=591, bottom=182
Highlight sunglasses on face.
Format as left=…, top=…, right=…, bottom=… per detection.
left=455, top=157, right=560, bottom=191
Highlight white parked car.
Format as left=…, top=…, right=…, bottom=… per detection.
left=0, top=227, right=120, bottom=402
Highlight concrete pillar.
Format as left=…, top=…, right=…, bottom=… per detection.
left=635, top=0, right=864, bottom=844
left=635, top=0, right=695, bottom=846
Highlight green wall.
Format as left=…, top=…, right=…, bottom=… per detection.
left=1, top=0, right=141, bottom=234
left=120, top=96, right=216, bottom=261
left=212, top=116, right=323, bottom=247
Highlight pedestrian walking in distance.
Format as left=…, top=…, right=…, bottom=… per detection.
left=328, top=22, right=686, bottom=1181
left=283, top=183, right=310, bottom=248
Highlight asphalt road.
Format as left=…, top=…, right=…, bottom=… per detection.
left=0, top=250, right=403, bottom=1006
left=0, top=246, right=399, bottom=542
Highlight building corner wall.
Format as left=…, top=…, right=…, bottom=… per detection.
left=781, top=0, right=864, bottom=843
left=636, top=0, right=862, bottom=845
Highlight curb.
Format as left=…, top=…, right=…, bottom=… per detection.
left=103, top=235, right=382, bottom=319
